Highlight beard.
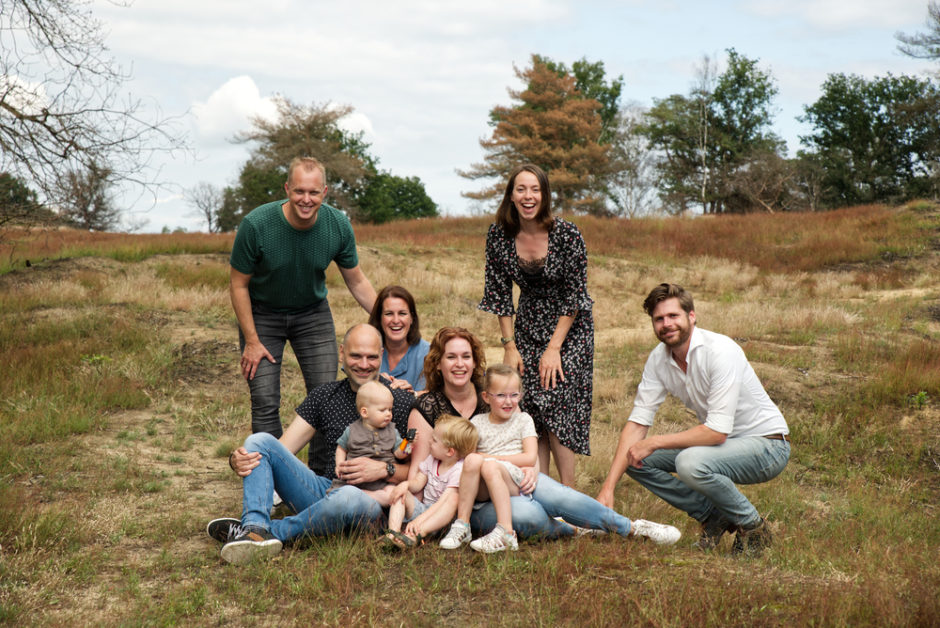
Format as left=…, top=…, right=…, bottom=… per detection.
left=658, top=322, right=692, bottom=348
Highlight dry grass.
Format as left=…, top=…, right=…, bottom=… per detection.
left=1, top=203, right=938, bottom=626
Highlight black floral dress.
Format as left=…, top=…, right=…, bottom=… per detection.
left=479, top=218, right=594, bottom=455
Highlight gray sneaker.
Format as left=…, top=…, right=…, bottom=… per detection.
left=469, top=525, right=519, bottom=553
left=439, top=520, right=471, bottom=550
left=631, top=519, right=682, bottom=545
left=220, top=526, right=282, bottom=564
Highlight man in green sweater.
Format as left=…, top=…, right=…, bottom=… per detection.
left=229, top=156, right=377, bottom=447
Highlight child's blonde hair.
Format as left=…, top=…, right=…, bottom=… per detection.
left=355, top=380, right=392, bottom=412
left=483, top=363, right=523, bottom=393
left=434, top=414, right=479, bottom=459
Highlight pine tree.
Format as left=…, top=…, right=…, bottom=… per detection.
left=459, top=55, right=611, bottom=213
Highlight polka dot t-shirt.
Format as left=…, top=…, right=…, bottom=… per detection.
left=295, top=379, right=415, bottom=479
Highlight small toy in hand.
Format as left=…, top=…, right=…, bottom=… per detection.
left=399, top=428, right=417, bottom=455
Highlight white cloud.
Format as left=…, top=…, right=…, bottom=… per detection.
left=745, top=0, right=926, bottom=30
left=191, top=76, right=277, bottom=144
left=327, top=104, right=375, bottom=141
left=0, top=74, right=47, bottom=115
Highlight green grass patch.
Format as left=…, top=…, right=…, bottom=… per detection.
left=154, top=260, right=229, bottom=290
left=0, top=311, right=163, bottom=471
left=1, top=208, right=939, bottom=625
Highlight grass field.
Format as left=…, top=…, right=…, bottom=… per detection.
left=0, top=202, right=938, bottom=626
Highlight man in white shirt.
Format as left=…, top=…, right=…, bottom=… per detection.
left=597, top=283, right=790, bottom=556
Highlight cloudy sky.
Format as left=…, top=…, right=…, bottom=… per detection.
left=88, top=0, right=935, bottom=231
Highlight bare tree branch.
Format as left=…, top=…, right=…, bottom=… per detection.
left=0, top=0, right=188, bottom=220
left=185, top=181, right=222, bottom=233
left=897, top=1, right=940, bottom=60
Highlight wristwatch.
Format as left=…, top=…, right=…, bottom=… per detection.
left=500, top=336, right=515, bottom=345
left=386, top=461, right=395, bottom=477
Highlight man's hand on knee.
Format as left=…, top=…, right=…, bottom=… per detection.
left=627, top=438, right=657, bottom=468
left=229, top=446, right=262, bottom=477
left=336, top=456, right=387, bottom=485
left=240, top=340, right=276, bottom=381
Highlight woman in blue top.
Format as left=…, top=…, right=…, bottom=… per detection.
left=369, top=285, right=430, bottom=393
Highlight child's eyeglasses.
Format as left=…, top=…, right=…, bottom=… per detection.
left=488, top=392, right=521, bottom=401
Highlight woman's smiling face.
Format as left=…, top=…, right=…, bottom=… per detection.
left=380, top=297, right=412, bottom=344
left=438, top=337, right=474, bottom=388
left=511, top=170, right=542, bottom=222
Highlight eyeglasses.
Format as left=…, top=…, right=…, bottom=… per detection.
left=488, top=392, right=521, bottom=402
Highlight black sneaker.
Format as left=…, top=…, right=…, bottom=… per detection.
left=694, top=512, right=734, bottom=551
left=207, top=517, right=244, bottom=544
left=220, top=526, right=282, bottom=564
left=731, top=517, right=772, bottom=557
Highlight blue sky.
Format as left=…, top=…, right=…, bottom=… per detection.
left=87, top=0, right=935, bottom=231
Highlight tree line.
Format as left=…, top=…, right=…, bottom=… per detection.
left=3, top=0, right=940, bottom=232
left=461, top=48, right=940, bottom=217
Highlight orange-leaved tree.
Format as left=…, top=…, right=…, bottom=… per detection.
left=459, top=55, right=612, bottom=214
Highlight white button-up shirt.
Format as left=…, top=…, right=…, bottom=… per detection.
left=628, top=327, right=788, bottom=438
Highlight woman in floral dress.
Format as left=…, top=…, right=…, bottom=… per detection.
left=479, top=164, right=594, bottom=487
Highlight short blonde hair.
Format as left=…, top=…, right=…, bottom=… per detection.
left=483, top=363, right=523, bottom=394
left=287, top=156, right=326, bottom=185
left=355, top=380, right=392, bottom=412
left=434, top=414, right=478, bottom=459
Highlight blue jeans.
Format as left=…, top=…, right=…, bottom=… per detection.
left=241, top=433, right=382, bottom=541
left=470, top=474, right=633, bottom=539
left=626, top=437, right=790, bottom=527
left=239, top=300, right=338, bottom=437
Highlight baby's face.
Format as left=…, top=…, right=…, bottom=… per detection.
left=361, top=394, right=394, bottom=429
left=428, top=427, right=453, bottom=461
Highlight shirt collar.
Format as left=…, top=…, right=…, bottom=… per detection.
left=687, top=326, right=704, bottom=355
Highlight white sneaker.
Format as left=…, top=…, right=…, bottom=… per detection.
left=439, top=520, right=471, bottom=549
left=220, top=526, right=282, bottom=565
left=469, top=525, right=519, bottom=553
left=631, top=519, right=682, bottom=545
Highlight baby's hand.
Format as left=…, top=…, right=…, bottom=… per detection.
left=404, top=521, right=421, bottom=538
left=393, top=448, right=408, bottom=461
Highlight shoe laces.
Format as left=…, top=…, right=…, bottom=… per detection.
left=444, top=523, right=468, bottom=540
left=479, top=527, right=514, bottom=550
left=227, top=522, right=247, bottom=540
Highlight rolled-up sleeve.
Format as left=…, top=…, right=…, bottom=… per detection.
left=628, top=352, right=668, bottom=426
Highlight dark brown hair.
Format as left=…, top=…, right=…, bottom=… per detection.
left=368, top=285, right=421, bottom=346
left=643, top=283, right=695, bottom=316
left=423, top=327, right=486, bottom=393
left=495, top=163, right=554, bottom=237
